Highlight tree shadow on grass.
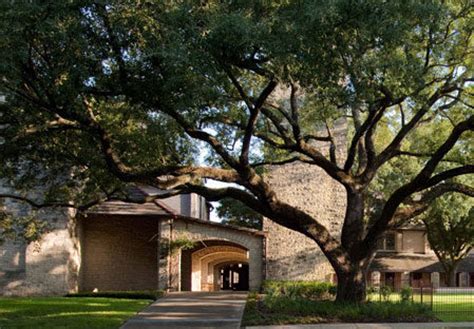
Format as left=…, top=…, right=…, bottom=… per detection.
left=0, top=297, right=151, bottom=329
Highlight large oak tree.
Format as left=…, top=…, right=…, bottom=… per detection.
left=0, top=1, right=473, bottom=302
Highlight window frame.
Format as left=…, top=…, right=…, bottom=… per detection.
left=377, top=232, right=397, bottom=251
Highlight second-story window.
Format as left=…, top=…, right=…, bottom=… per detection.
left=377, top=233, right=396, bottom=251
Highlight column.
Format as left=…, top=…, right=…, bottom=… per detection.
left=459, top=272, right=469, bottom=287
left=431, top=272, right=440, bottom=289
left=401, top=272, right=410, bottom=287
left=158, top=220, right=171, bottom=291
left=371, top=271, right=381, bottom=287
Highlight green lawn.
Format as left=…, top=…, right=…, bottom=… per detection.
left=366, top=292, right=474, bottom=322
left=0, top=297, right=152, bottom=329
left=433, top=293, right=474, bottom=322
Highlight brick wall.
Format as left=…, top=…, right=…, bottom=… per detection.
left=80, top=215, right=159, bottom=292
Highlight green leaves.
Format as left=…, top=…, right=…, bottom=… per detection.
left=217, top=198, right=263, bottom=229
left=0, top=209, right=49, bottom=245
left=0, top=1, right=472, bottom=251
left=421, top=192, right=474, bottom=281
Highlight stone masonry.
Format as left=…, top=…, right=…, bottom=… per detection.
left=0, top=184, right=81, bottom=296
left=159, top=218, right=264, bottom=292
left=263, top=121, right=347, bottom=282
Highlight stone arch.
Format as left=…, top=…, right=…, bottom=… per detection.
left=169, top=219, right=264, bottom=291
left=189, top=241, right=248, bottom=291
left=210, top=258, right=249, bottom=291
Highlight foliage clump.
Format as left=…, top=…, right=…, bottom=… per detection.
left=0, top=207, right=49, bottom=245
left=263, top=280, right=336, bottom=301
left=242, top=292, right=435, bottom=326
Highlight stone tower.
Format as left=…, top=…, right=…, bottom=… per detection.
left=263, top=120, right=347, bottom=282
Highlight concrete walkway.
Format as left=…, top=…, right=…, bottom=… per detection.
left=245, top=323, right=474, bottom=329
left=121, top=291, right=248, bottom=329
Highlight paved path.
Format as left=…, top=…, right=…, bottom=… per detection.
left=245, top=323, right=474, bottom=329
left=121, top=291, right=248, bottom=329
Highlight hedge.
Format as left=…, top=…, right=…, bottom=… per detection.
left=65, top=290, right=163, bottom=300
left=262, top=280, right=336, bottom=300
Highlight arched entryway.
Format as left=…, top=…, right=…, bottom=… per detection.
left=218, top=262, right=249, bottom=291
left=181, top=240, right=250, bottom=291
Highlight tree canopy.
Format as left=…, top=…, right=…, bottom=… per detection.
left=0, top=1, right=472, bottom=302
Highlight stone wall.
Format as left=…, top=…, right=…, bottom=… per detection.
left=80, top=215, right=159, bottom=291
left=263, top=121, right=347, bottom=282
left=165, top=219, right=264, bottom=291
left=0, top=185, right=80, bottom=296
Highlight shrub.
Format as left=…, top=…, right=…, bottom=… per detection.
left=262, top=280, right=336, bottom=300
left=366, top=286, right=378, bottom=295
left=256, top=295, right=435, bottom=323
left=65, top=290, right=163, bottom=300
left=400, top=286, right=413, bottom=303
left=380, top=286, right=392, bottom=301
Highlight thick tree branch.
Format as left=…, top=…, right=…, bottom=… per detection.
left=420, top=165, right=474, bottom=191
left=159, top=107, right=240, bottom=169
left=344, top=107, right=375, bottom=173
left=0, top=192, right=115, bottom=212
left=184, top=182, right=350, bottom=270
left=251, top=155, right=314, bottom=167
left=363, top=116, right=473, bottom=248
left=289, top=83, right=302, bottom=142
left=240, top=80, right=277, bottom=164
left=391, top=182, right=474, bottom=227
left=363, top=84, right=465, bottom=184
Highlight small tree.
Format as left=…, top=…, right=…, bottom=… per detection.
left=422, top=194, right=474, bottom=287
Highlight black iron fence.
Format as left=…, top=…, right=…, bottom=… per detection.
left=431, top=287, right=474, bottom=314
left=368, top=285, right=474, bottom=315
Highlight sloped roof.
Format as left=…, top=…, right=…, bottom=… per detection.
left=86, top=185, right=265, bottom=236
left=87, top=186, right=175, bottom=217
left=370, top=252, right=474, bottom=273
left=88, top=200, right=173, bottom=217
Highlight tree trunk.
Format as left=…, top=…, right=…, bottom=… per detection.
left=335, top=266, right=367, bottom=303
left=446, top=263, right=458, bottom=287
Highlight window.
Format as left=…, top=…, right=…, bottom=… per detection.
left=385, top=233, right=396, bottom=250
left=412, top=273, right=422, bottom=281
left=377, top=233, right=397, bottom=251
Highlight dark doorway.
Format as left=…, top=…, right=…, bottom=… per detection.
left=220, top=263, right=249, bottom=291
left=384, top=272, right=395, bottom=289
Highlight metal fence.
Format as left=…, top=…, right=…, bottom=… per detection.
left=368, top=285, right=474, bottom=315
left=431, top=287, right=474, bottom=314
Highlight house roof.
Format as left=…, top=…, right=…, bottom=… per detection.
left=87, top=200, right=173, bottom=217
left=370, top=252, right=474, bottom=273
left=87, top=186, right=175, bottom=217
left=86, top=185, right=265, bottom=236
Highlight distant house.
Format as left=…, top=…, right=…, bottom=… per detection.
left=369, top=226, right=474, bottom=289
